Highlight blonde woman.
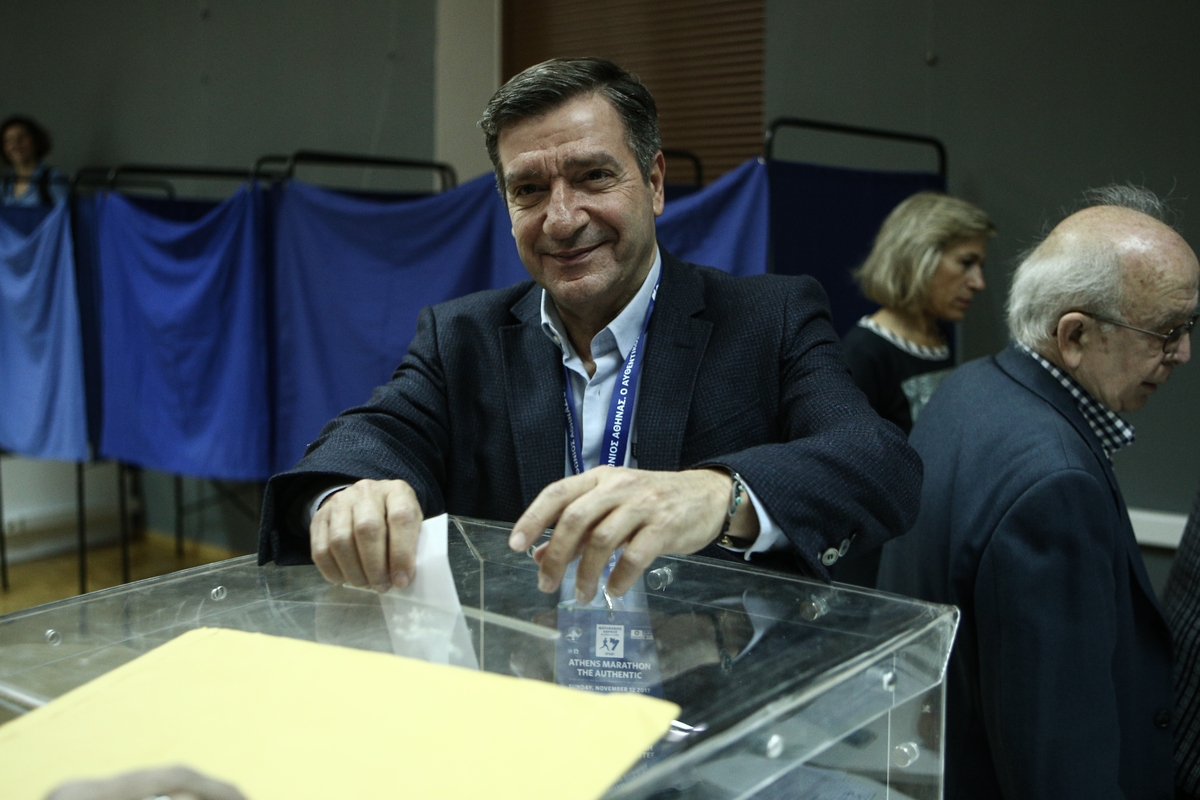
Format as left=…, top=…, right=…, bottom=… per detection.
left=842, top=191, right=996, bottom=435
left=835, top=193, right=993, bottom=587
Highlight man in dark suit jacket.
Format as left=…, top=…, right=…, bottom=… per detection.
left=878, top=185, right=1199, bottom=799
left=1165, top=484, right=1200, bottom=798
left=259, top=57, right=921, bottom=604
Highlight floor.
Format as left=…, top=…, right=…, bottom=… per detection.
left=0, top=532, right=246, bottom=617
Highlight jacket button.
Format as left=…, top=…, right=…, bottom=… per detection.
left=821, top=548, right=839, bottom=566
left=838, top=538, right=851, bottom=556
left=1154, top=709, right=1171, bottom=729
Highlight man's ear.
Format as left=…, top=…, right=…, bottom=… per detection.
left=650, top=150, right=666, bottom=217
left=1056, top=312, right=1089, bottom=370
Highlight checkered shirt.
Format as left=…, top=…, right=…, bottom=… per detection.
left=1016, top=344, right=1135, bottom=458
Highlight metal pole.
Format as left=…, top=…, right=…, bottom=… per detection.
left=117, top=463, right=130, bottom=584
left=76, top=462, right=87, bottom=594
left=175, top=475, right=184, bottom=557
left=0, top=455, right=8, bottom=592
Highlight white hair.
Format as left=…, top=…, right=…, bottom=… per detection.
left=1006, top=239, right=1125, bottom=351
left=1006, top=184, right=1169, bottom=352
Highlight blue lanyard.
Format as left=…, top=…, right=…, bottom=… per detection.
left=562, top=272, right=660, bottom=475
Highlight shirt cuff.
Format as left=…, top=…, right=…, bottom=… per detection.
left=716, top=479, right=786, bottom=560
left=305, top=484, right=351, bottom=530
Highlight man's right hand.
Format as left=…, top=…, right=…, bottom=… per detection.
left=309, top=479, right=423, bottom=592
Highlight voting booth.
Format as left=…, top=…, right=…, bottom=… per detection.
left=0, top=517, right=956, bottom=799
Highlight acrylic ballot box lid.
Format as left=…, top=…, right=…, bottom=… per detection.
left=0, top=517, right=958, bottom=799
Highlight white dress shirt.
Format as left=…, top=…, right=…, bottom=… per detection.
left=539, top=249, right=785, bottom=559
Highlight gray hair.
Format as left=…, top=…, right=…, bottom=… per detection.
left=1080, top=183, right=1169, bottom=222
left=479, top=57, right=661, bottom=194
left=853, top=192, right=996, bottom=315
left=1006, top=183, right=1171, bottom=351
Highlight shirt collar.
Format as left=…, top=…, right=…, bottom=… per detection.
left=1016, top=343, right=1136, bottom=457
left=540, top=248, right=662, bottom=360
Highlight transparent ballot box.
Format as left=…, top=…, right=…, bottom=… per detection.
left=0, top=517, right=957, bottom=799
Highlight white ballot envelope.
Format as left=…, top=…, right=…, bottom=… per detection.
left=378, top=513, right=480, bottom=669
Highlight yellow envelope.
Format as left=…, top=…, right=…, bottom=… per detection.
left=0, top=627, right=680, bottom=800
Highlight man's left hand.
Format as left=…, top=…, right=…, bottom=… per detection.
left=508, top=467, right=758, bottom=603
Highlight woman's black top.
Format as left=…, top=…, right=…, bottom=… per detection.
left=834, top=317, right=954, bottom=588
left=841, top=316, right=954, bottom=435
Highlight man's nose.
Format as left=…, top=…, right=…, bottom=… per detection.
left=1171, top=330, right=1192, bottom=365
left=543, top=182, right=586, bottom=239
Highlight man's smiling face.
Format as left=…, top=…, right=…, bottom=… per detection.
left=498, top=92, right=664, bottom=333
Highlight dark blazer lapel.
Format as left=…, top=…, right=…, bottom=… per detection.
left=996, top=344, right=1165, bottom=616
left=636, top=250, right=712, bottom=471
left=996, top=345, right=1112, bottom=471
left=500, top=284, right=566, bottom=506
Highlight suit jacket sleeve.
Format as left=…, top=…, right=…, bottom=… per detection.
left=258, top=304, right=452, bottom=564
left=707, top=276, right=921, bottom=578
left=974, top=468, right=1126, bottom=800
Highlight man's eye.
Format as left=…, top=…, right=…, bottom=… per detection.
left=512, top=185, right=541, bottom=199
left=585, top=170, right=610, bottom=181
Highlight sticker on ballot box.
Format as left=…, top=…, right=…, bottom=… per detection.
left=554, top=552, right=663, bottom=698
left=556, top=607, right=661, bottom=696
left=553, top=553, right=680, bottom=784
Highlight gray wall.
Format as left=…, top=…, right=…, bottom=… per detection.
left=0, top=0, right=436, bottom=188
left=766, top=0, right=1200, bottom=514
left=434, top=0, right=501, bottom=182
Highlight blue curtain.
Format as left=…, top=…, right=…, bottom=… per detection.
left=95, top=188, right=271, bottom=479
left=768, top=159, right=944, bottom=335
left=0, top=205, right=53, bottom=237
left=64, top=157, right=770, bottom=477
left=270, top=175, right=519, bottom=471
left=270, top=162, right=771, bottom=471
left=659, top=158, right=768, bottom=277
left=0, top=202, right=89, bottom=460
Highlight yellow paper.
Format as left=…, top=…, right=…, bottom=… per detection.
left=0, top=627, right=680, bottom=800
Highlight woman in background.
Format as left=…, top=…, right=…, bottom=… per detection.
left=843, top=191, right=995, bottom=434
left=835, top=191, right=994, bottom=587
left=1, top=115, right=68, bottom=207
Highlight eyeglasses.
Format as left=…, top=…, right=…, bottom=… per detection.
left=1082, top=311, right=1199, bottom=353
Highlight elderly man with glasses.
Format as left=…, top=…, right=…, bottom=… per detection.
left=878, top=185, right=1198, bottom=800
